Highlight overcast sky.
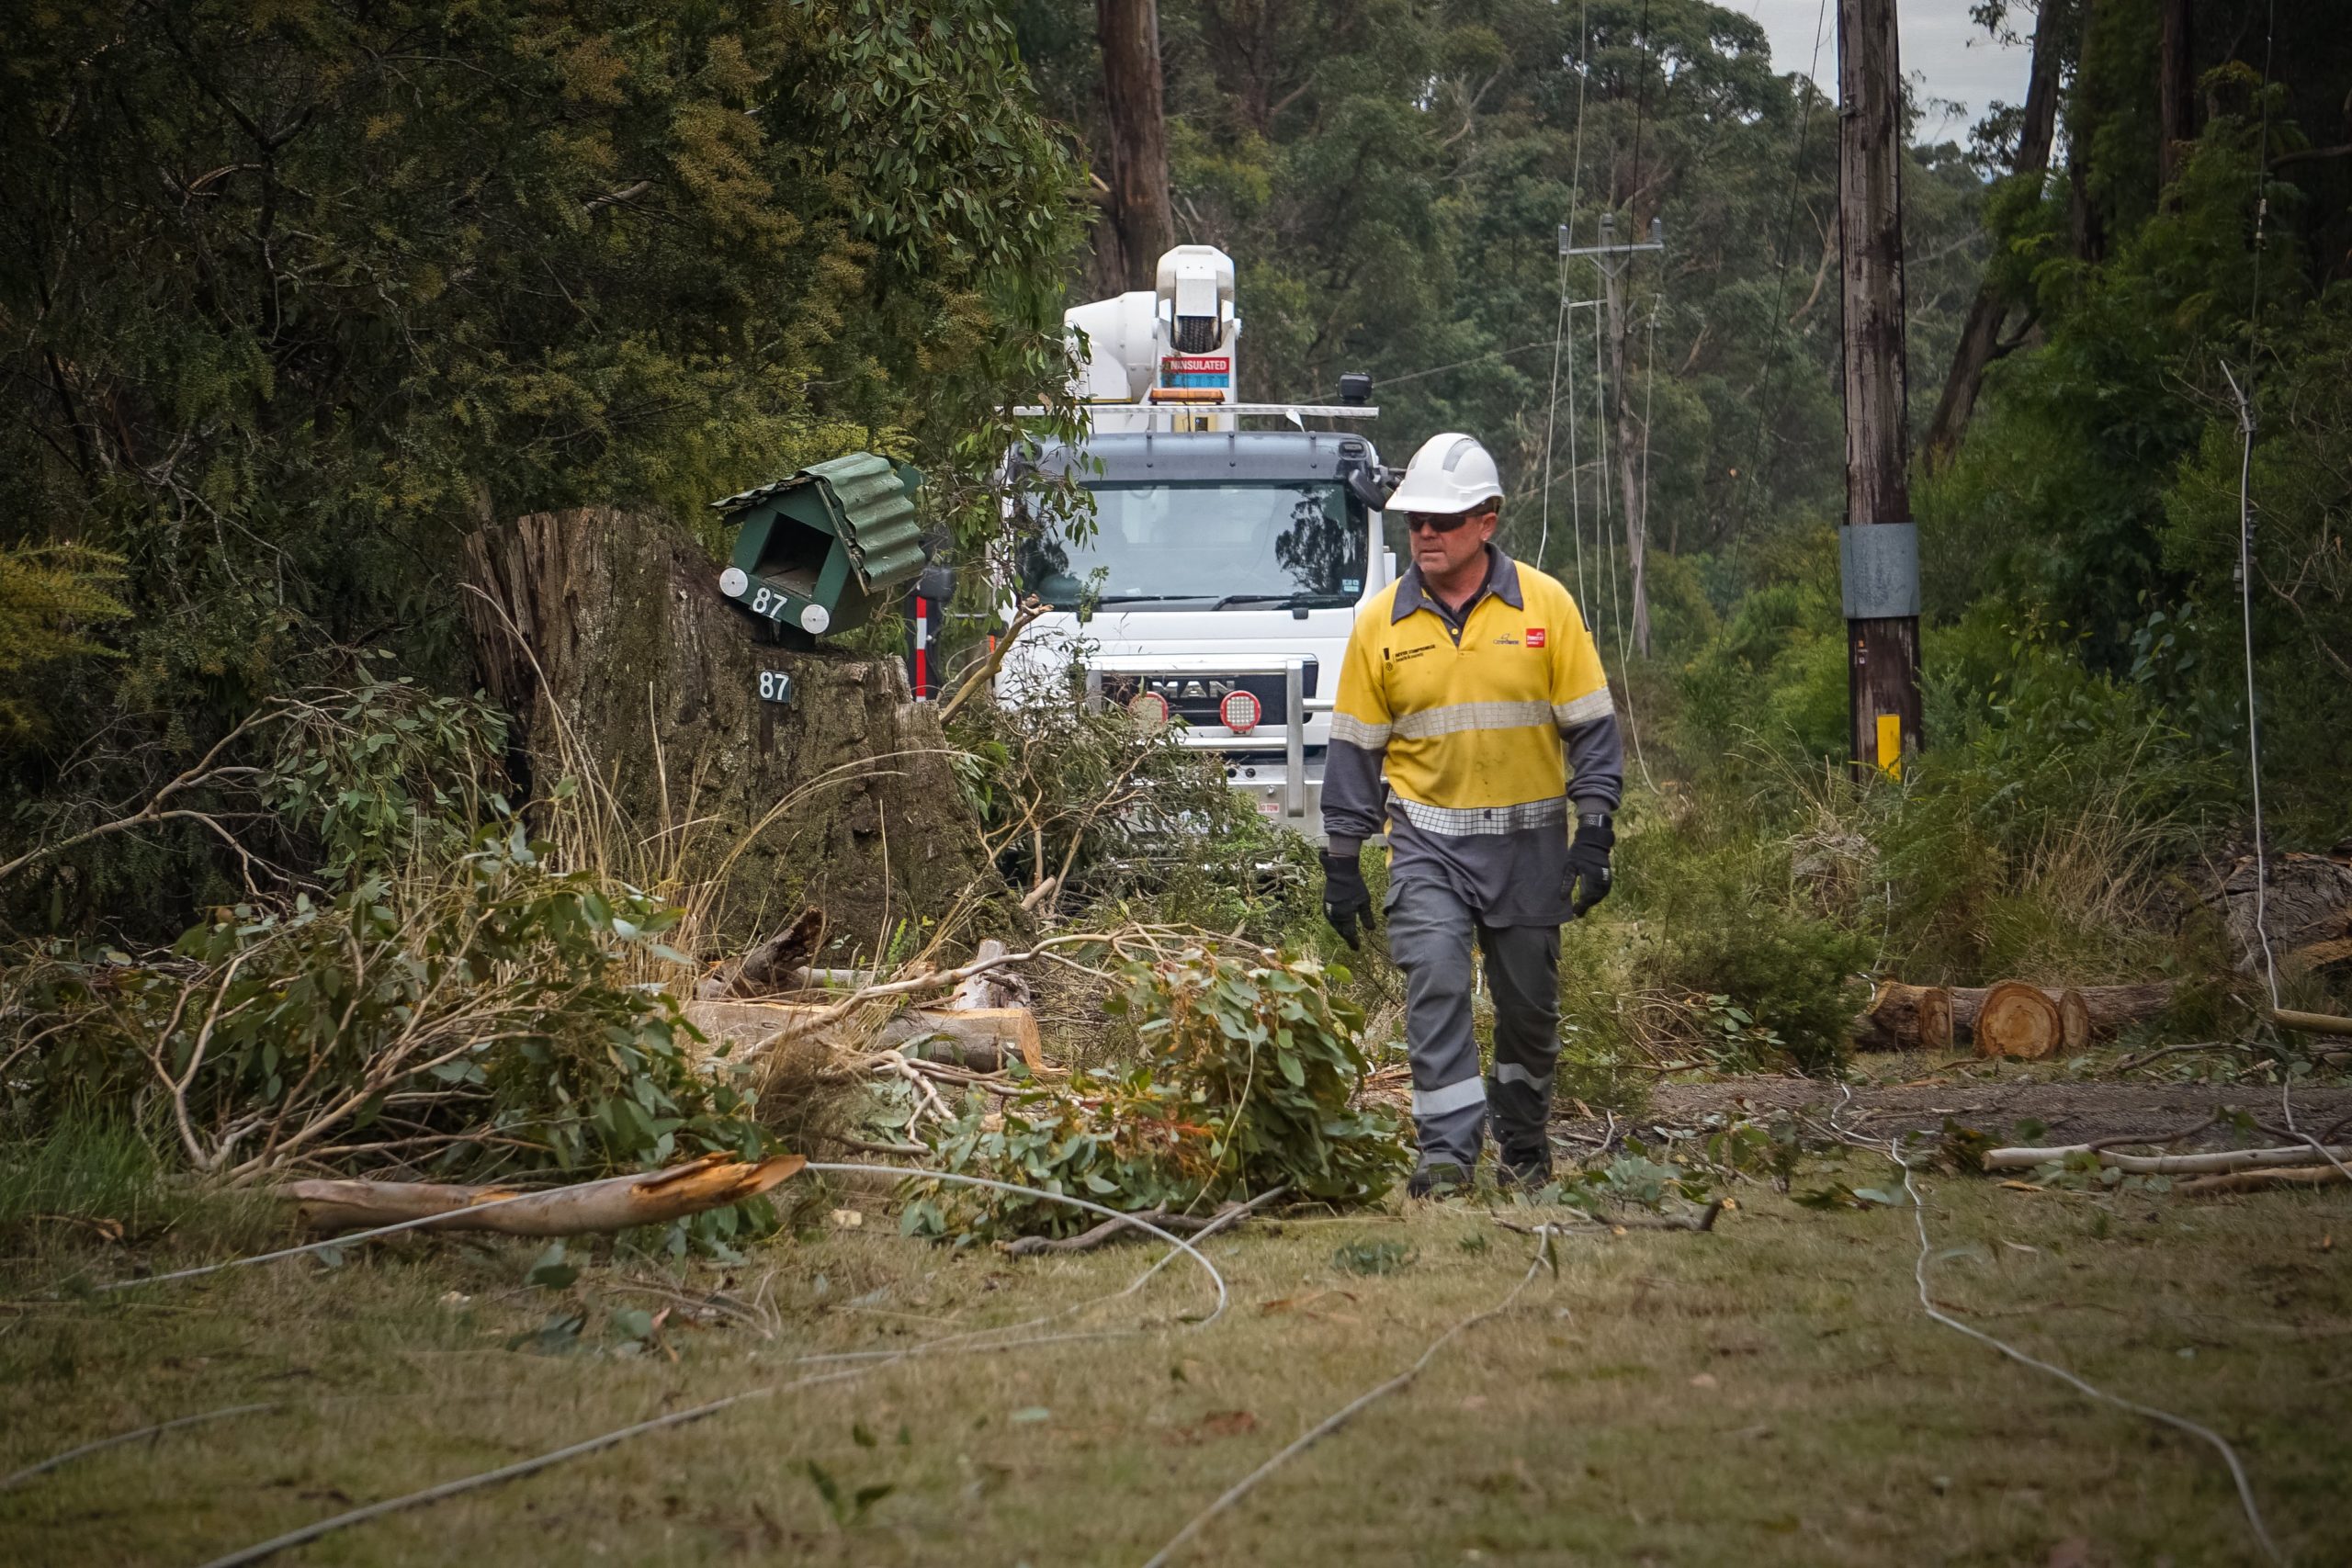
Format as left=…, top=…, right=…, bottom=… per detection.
left=1735, top=1, right=2031, bottom=142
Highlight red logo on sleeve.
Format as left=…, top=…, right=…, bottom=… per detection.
left=1525, top=627, right=1546, bottom=649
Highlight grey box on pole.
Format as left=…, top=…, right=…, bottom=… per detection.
left=1839, top=522, right=1920, bottom=620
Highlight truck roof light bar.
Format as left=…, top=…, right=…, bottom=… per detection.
left=1012, top=403, right=1379, bottom=421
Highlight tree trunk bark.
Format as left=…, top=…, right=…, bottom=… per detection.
left=1923, top=0, right=2067, bottom=465
left=1837, top=0, right=1920, bottom=775
left=2066, top=0, right=2107, bottom=263
left=2157, top=0, right=2196, bottom=197
left=1097, top=0, right=1177, bottom=292
left=463, top=507, right=999, bottom=951
left=2213, top=846, right=2352, bottom=976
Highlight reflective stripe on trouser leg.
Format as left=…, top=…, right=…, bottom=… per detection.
left=1385, top=876, right=1487, bottom=1171
left=1480, top=919, right=1562, bottom=1164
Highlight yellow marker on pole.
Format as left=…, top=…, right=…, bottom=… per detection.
left=1876, top=712, right=1903, bottom=780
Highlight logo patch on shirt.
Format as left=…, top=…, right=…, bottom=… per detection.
left=1491, top=633, right=1520, bottom=647
left=1526, top=627, right=1547, bottom=649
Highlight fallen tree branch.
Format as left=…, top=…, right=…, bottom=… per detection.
left=1498, top=1198, right=1724, bottom=1235
left=1983, top=1142, right=2352, bottom=1176
left=286, top=1152, right=806, bottom=1236
left=0, top=705, right=278, bottom=884
left=2109, top=1041, right=2247, bottom=1075
left=2271, top=1007, right=2352, bottom=1038
left=2174, top=1165, right=2352, bottom=1197
left=936, top=594, right=1047, bottom=726
left=1000, top=1186, right=1291, bottom=1257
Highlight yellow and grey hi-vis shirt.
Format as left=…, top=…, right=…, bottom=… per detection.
left=1321, top=547, right=1623, bottom=927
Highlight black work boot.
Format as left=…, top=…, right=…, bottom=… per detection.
left=1495, top=1148, right=1552, bottom=1192
left=1406, top=1160, right=1474, bottom=1201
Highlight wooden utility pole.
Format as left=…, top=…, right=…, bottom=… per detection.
left=1096, top=0, right=1177, bottom=291
left=1836, top=0, right=1921, bottom=775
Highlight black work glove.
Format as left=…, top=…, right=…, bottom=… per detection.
left=1320, top=846, right=1374, bottom=949
left=1566, top=815, right=1614, bottom=917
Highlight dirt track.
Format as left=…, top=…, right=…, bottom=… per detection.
left=1555, top=1076, right=2352, bottom=1148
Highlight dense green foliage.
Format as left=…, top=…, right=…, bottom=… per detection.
left=7, top=821, right=767, bottom=1190
left=3, top=0, right=1087, bottom=932
left=905, top=947, right=1407, bottom=1238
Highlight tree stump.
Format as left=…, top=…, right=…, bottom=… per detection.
left=2215, top=844, right=2352, bottom=976
left=1973, top=981, right=2064, bottom=1059
left=463, top=506, right=999, bottom=947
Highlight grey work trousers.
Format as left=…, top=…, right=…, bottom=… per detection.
left=1385, top=875, right=1562, bottom=1172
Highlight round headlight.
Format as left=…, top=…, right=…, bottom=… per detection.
left=1219, top=689, right=1261, bottom=735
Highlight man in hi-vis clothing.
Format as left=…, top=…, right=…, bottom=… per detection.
left=1320, top=432, right=1623, bottom=1198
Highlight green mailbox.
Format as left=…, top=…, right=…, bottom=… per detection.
left=712, top=453, right=927, bottom=637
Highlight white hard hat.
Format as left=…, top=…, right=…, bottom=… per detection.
left=1385, top=432, right=1503, bottom=514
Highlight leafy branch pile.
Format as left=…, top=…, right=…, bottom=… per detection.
left=6, top=822, right=766, bottom=1196
left=903, top=948, right=1408, bottom=1241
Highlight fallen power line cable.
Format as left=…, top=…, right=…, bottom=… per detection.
left=179, top=1163, right=1251, bottom=1568
left=1889, top=1140, right=2282, bottom=1565
left=1138, top=1232, right=1555, bottom=1568
left=0, top=1402, right=278, bottom=1492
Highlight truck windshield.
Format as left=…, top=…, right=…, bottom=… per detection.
left=1023, top=481, right=1364, bottom=607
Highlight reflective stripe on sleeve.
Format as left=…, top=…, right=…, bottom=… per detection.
left=1553, top=689, right=1614, bottom=728
left=1328, top=712, right=1393, bottom=749
left=1390, top=699, right=1555, bottom=741
left=1410, top=1076, right=1488, bottom=1118
left=1391, top=795, right=1568, bottom=837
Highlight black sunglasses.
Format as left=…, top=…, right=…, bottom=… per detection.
left=1398, top=511, right=1478, bottom=535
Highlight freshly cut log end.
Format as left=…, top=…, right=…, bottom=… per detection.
left=1974, top=981, right=2064, bottom=1060
left=1855, top=981, right=1953, bottom=1051
left=2056, top=987, right=2091, bottom=1052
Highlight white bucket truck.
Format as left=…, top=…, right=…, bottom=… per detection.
left=999, top=245, right=1395, bottom=840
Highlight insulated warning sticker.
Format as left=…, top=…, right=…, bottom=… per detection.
left=1160, top=355, right=1231, bottom=390
left=1526, top=627, right=1547, bottom=649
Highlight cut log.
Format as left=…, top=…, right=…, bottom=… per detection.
left=1973, top=981, right=2064, bottom=1060
left=287, top=1153, right=807, bottom=1237
left=1951, top=981, right=2171, bottom=1046
left=2174, top=1164, right=2351, bottom=1197
left=2272, top=1007, right=2352, bottom=1039
left=2055, top=987, right=2092, bottom=1052
left=1853, top=982, right=1952, bottom=1051
left=1984, top=1142, right=2352, bottom=1175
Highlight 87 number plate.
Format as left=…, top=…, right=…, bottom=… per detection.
left=756, top=670, right=793, bottom=705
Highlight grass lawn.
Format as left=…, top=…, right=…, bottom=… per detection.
left=4, top=1147, right=2346, bottom=1566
